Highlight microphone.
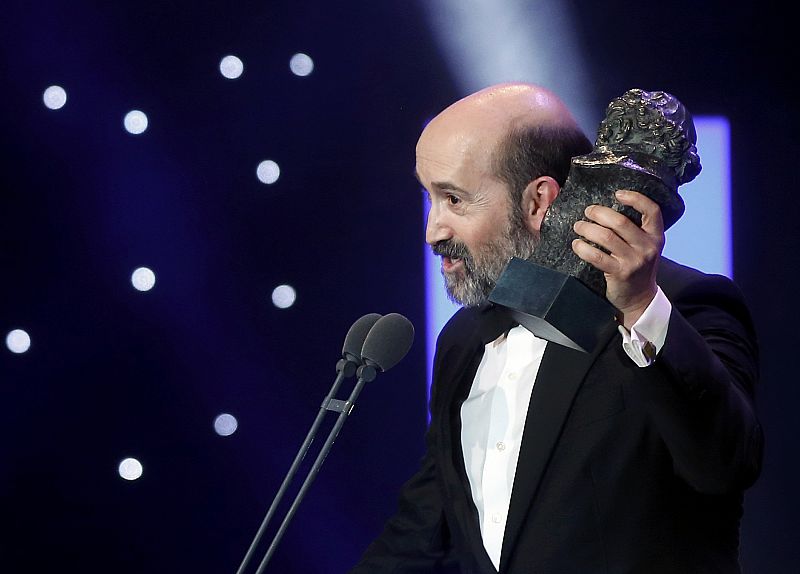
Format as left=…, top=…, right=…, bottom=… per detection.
left=247, top=312, right=415, bottom=574
left=236, top=313, right=381, bottom=574
left=337, top=312, right=383, bottom=377
left=357, top=312, right=415, bottom=382
left=343, top=312, right=384, bottom=362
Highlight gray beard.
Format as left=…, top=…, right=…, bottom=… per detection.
left=438, top=210, right=539, bottom=307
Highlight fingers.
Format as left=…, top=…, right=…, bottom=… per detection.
left=613, top=189, right=664, bottom=236
left=571, top=190, right=663, bottom=325
left=571, top=235, right=621, bottom=275
left=577, top=191, right=661, bottom=245
left=571, top=190, right=664, bottom=275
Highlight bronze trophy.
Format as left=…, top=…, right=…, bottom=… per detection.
left=488, top=89, right=702, bottom=352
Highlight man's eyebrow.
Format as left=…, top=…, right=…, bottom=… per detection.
left=413, top=169, right=470, bottom=195
left=432, top=181, right=470, bottom=194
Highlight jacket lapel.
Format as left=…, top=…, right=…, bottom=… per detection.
left=498, top=323, right=617, bottom=571
left=434, top=306, right=507, bottom=574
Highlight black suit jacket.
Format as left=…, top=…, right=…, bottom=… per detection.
left=351, top=259, right=763, bottom=573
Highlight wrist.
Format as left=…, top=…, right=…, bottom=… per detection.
left=616, top=288, right=657, bottom=331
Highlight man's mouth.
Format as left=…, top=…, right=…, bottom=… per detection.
left=432, top=240, right=469, bottom=274
left=442, top=256, right=464, bottom=273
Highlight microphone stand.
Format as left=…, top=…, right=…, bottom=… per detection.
left=235, top=357, right=360, bottom=574
left=235, top=311, right=413, bottom=573
left=250, top=362, right=378, bottom=574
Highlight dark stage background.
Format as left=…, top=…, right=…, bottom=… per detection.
left=1, top=1, right=797, bottom=572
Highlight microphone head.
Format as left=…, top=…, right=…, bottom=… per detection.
left=342, top=313, right=383, bottom=362
left=361, top=313, right=414, bottom=372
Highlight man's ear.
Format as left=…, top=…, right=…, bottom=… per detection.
left=521, top=176, right=560, bottom=232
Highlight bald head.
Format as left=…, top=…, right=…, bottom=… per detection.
left=423, top=83, right=581, bottom=143
left=416, top=83, right=592, bottom=223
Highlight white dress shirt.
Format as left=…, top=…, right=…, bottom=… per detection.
left=460, top=287, right=672, bottom=570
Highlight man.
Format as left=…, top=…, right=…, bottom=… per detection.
left=351, top=83, right=762, bottom=573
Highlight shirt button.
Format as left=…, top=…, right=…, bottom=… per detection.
left=507, top=372, right=518, bottom=380
left=492, top=513, right=502, bottom=523
left=496, top=441, right=506, bottom=451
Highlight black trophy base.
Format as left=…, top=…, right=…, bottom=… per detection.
left=488, top=257, right=618, bottom=353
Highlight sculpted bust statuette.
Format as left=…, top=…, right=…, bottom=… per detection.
left=489, top=89, right=702, bottom=351
left=529, top=88, right=702, bottom=295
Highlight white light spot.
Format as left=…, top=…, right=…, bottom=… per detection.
left=124, top=110, right=149, bottom=134
left=271, top=284, right=296, bottom=309
left=256, top=160, right=280, bottom=184
left=214, top=413, right=238, bottom=436
left=131, top=267, right=156, bottom=291
left=118, top=457, right=143, bottom=481
left=6, top=329, right=31, bottom=354
left=219, top=55, right=244, bottom=79
left=43, top=85, right=67, bottom=110
left=289, top=53, right=314, bottom=77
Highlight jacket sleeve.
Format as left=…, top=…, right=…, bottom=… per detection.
left=643, top=269, right=763, bottom=494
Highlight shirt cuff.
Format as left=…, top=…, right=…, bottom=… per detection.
left=618, top=286, right=672, bottom=367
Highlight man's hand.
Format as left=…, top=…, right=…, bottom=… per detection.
left=571, top=190, right=664, bottom=330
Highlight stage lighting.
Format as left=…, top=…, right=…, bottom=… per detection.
left=220, top=55, right=244, bottom=79
left=214, top=413, right=238, bottom=436
left=131, top=267, right=156, bottom=292
left=42, top=85, right=67, bottom=110
left=256, top=159, right=280, bottom=184
left=118, top=457, right=143, bottom=481
left=5, top=329, right=31, bottom=354
left=271, top=284, right=296, bottom=309
left=421, top=0, right=594, bottom=135
left=124, top=110, right=149, bottom=135
left=289, top=53, right=314, bottom=77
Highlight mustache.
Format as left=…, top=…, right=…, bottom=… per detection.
left=432, top=239, right=471, bottom=261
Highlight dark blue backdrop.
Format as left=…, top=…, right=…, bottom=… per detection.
left=1, top=1, right=797, bottom=572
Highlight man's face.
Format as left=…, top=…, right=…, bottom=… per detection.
left=416, top=118, right=538, bottom=307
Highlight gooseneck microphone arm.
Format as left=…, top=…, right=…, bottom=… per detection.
left=237, top=312, right=415, bottom=574
left=250, top=312, right=415, bottom=573
left=253, top=366, right=377, bottom=573
left=235, top=313, right=382, bottom=574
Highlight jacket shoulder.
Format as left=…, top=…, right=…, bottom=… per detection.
left=657, top=257, right=758, bottom=345
left=436, top=306, right=480, bottom=349
left=658, top=257, right=748, bottom=304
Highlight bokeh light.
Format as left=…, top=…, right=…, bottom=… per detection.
left=214, top=413, right=239, bottom=436
left=219, top=55, right=244, bottom=79
left=131, top=267, right=156, bottom=291
left=289, top=53, right=314, bottom=77
left=256, top=160, right=280, bottom=184
left=42, top=85, right=67, bottom=110
left=5, top=329, right=31, bottom=354
left=118, top=457, right=143, bottom=481
left=271, top=284, right=296, bottom=309
left=124, top=110, right=149, bottom=134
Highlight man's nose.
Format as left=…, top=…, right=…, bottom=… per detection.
left=425, top=207, right=452, bottom=246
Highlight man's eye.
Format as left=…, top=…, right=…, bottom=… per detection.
left=447, top=195, right=461, bottom=205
